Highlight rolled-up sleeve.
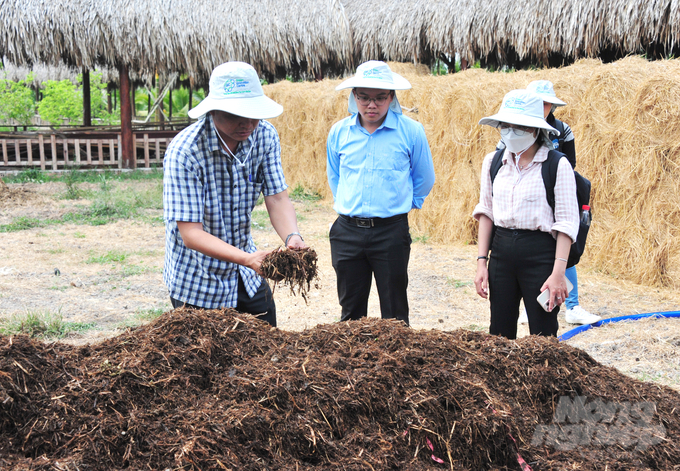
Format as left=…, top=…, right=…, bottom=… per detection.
left=551, top=158, right=579, bottom=243
left=472, top=152, right=495, bottom=222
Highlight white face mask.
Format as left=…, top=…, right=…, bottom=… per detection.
left=500, top=128, right=537, bottom=154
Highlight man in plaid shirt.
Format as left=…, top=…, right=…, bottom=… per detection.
left=163, top=62, right=306, bottom=326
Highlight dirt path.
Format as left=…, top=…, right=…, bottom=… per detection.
left=1, top=180, right=679, bottom=390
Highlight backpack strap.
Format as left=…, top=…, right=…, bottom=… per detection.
left=541, top=149, right=567, bottom=211
left=489, top=148, right=505, bottom=185
left=552, top=119, right=565, bottom=151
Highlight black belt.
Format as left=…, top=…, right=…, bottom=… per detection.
left=339, top=213, right=405, bottom=228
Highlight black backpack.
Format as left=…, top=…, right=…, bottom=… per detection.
left=489, top=148, right=591, bottom=268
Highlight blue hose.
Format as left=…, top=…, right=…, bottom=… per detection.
left=558, top=311, right=680, bottom=342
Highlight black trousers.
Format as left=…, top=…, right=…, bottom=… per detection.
left=171, top=274, right=276, bottom=327
left=489, top=227, right=559, bottom=339
left=330, top=214, right=411, bottom=325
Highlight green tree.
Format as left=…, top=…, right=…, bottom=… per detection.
left=38, top=79, right=82, bottom=126
left=0, top=73, right=36, bottom=126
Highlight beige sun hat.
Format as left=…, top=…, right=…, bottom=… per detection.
left=526, top=80, right=567, bottom=106
left=478, top=89, right=559, bottom=135
left=188, top=62, right=283, bottom=120
left=336, top=61, right=411, bottom=115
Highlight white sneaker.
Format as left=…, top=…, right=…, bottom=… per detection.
left=565, top=306, right=601, bottom=325
left=518, top=308, right=528, bottom=324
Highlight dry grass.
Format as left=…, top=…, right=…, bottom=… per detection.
left=265, top=56, right=680, bottom=288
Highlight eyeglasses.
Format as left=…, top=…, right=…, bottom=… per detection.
left=354, top=92, right=392, bottom=106
left=498, top=123, right=533, bottom=137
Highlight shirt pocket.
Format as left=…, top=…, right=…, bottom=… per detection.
left=374, top=149, right=410, bottom=181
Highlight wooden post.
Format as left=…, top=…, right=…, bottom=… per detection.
left=169, top=87, right=173, bottom=121
left=27, top=139, right=33, bottom=166
left=188, top=82, right=193, bottom=113
left=82, top=68, right=92, bottom=127
left=155, top=74, right=164, bottom=129
left=460, top=58, right=469, bottom=71
left=119, top=64, right=135, bottom=168
left=86, top=139, right=92, bottom=165
left=14, top=140, right=20, bottom=165
left=75, top=139, right=81, bottom=164
left=109, top=139, right=115, bottom=165
left=39, top=134, right=46, bottom=170
left=1, top=140, right=7, bottom=166
left=144, top=133, right=150, bottom=168
left=50, top=135, right=57, bottom=170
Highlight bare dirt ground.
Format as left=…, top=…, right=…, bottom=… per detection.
left=1, top=179, right=679, bottom=391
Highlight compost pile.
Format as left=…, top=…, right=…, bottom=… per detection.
left=1, top=309, right=679, bottom=470
left=261, top=247, right=319, bottom=300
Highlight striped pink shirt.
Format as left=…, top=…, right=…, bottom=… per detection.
left=473, top=146, right=579, bottom=243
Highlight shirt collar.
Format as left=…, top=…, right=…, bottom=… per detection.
left=501, top=144, right=549, bottom=165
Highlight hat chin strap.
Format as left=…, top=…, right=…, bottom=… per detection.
left=213, top=120, right=258, bottom=167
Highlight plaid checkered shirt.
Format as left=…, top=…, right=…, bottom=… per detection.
left=163, top=114, right=287, bottom=308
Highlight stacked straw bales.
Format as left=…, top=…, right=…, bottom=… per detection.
left=266, top=56, right=680, bottom=288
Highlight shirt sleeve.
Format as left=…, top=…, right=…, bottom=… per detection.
left=326, top=123, right=340, bottom=199
left=410, top=123, right=435, bottom=209
left=163, top=147, right=204, bottom=223
left=472, top=152, right=495, bottom=222
left=551, top=157, right=579, bottom=243
left=260, top=125, right=288, bottom=196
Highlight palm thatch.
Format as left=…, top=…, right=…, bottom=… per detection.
left=0, top=0, right=353, bottom=84
left=1, top=59, right=117, bottom=87
left=425, top=0, right=680, bottom=66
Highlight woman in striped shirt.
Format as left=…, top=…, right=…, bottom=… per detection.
left=472, top=89, right=579, bottom=339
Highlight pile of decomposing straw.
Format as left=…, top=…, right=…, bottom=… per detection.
left=260, top=247, right=319, bottom=300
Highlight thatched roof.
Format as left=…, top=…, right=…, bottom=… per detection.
left=2, top=0, right=680, bottom=82
left=339, top=0, right=680, bottom=68
left=0, top=0, right=353, bottom=84
left=425, top=0, right=680, bottom=66
left=1, top=59, right=118, bottom=87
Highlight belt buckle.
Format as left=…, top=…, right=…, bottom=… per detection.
left=356, top=218, right=372, bottom=228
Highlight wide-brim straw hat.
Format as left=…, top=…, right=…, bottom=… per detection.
left=188, top=62, right=283, bottom=120
left=337, top=61, right=410, bottom=115
left=526, top=80, right=567, bottom=106
left=335, top=60, right=411, bottom=91
left=479, top=89, right=559, bottom=134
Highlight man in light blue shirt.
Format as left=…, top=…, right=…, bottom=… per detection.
left=327, top=61, right=435, bottom=326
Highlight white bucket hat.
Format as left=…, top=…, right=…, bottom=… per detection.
left=478, top=89, right=559, bottom=135
left=188, top=62, right=283, bottom=120
left=526, top=80, right=566, bottom=106
left=335, top=61, right=411, bottom=115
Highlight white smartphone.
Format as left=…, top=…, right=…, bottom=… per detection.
left=537, top=278, right=574, bottom=312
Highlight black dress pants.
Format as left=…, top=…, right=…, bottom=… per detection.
left=171, top=274, right=276, bottom=326
left=330, top=214, right=411, bottom=326
left=488, top=227, right=559, bottom=339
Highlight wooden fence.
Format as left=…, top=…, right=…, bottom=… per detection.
left=0, top=124, right=187, bottom=171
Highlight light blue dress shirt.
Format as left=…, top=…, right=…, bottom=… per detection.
left=326, top=109, right=435, bottom=218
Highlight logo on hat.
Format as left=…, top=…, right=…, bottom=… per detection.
left=223, top=79, right=252, bottom=96
left=504, top=96, right=528, bottom=112
left=362, top=68, right=387, bottom=80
